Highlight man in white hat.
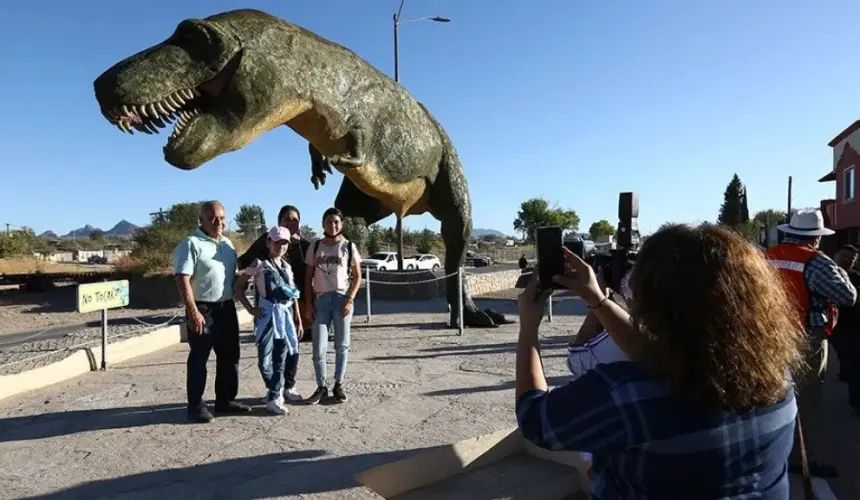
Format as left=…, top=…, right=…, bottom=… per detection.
left=766, top=208, right=857, bottom=478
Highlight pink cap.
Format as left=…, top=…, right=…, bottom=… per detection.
left=268, top=226, right=291, bottom=242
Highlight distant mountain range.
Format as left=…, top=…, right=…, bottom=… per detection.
left=472, top=228, right=509, bottom=239
left=38, top=220, right=139, bottom=239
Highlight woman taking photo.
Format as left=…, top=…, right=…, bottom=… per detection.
left=516, top=224, right=805, bottom=499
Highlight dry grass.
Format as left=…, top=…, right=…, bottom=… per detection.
left=0, top=258, right=105, bottom=276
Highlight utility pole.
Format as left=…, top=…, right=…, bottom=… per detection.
left=4, top=223, right=9, bottom=235
left=393, top=0, right=451, bottom=83
left=149, top=208, right=168, bottom=224
left=391, top=1, right=449, bottom=269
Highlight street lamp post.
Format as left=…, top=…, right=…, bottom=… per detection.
left=393, top=0, right=450, bottom=82
left=390, top=0, right=450, bottom=271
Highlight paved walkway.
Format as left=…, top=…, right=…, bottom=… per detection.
left=0, top=299, right=583, bottom=499
left=0, top=297, right=856, bottom=499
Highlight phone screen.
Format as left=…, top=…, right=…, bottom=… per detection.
left=536, top=226, right=564, bottom=289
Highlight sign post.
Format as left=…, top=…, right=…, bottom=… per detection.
left=76, top=279, right=130, bottom=371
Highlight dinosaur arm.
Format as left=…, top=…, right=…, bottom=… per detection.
left=327, top=124, right=370, bottom=167
left=309, top=143, right=333, bottom=190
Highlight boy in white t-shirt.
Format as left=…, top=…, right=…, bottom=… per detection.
left=303, top=208, right=363, bottom=405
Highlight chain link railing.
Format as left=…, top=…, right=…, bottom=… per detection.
left=363, top=267, right=466, bottom=336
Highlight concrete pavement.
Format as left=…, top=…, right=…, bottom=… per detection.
left=0, top=296, right=856, bottom=499
left=0, top=299, right=583, bottom=499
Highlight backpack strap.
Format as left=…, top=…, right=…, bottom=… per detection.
left=344, top=239, right=353, bottom=279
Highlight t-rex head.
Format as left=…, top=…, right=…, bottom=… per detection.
left=93, top=9, right=306, bottom=170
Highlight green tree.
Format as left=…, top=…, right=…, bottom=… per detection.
left=588, top=220, right=616, bottom=239
left=416, top=228, right=438, bottom=254
left=162, top=202, right=205, bottom=232
left=366, top=225, right=383, bottom=255
left=753, top=209, right=788, bottom=227
left=127, top=201, right=208, bottom=274
left=513, top=198, right=580, bottom=243
left=341, top=216, right=368, bottom=253
left=299, top=224, right=318, bottom=241
left=0, top=229, right=35, bottom=258
left=717, top=174, right=749, bottom=228
left=235, top=204, right=266, bottom=236
left=89, top=229, right=105, bottom=241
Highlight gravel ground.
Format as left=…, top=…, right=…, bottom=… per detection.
left=0, top=312, right=183, bottom=376
left=0, top=283, right=179, bottom=337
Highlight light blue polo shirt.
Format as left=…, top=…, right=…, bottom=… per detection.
left=173, top=228, right=238, bottom=303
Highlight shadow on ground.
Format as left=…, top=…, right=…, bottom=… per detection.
left=0, top=403, right=200, bottom=443
left=17, top=446, right=449, bottom=499
left=422, top=375, right=572, bottom=397
left=367, top=340, right=571, bottom=362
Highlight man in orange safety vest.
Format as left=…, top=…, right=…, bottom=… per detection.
left=766, top=208, right=856, bottom=479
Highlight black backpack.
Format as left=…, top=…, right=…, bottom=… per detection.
left=312, top=238, right=355, bottom=281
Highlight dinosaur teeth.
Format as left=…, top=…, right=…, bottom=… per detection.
left=111, top=87, right=205, bottom=138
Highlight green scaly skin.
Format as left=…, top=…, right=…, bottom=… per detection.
left=93, top=9, right=509, bottom=328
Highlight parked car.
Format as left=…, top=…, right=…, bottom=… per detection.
left=465, top=251, right=492, bottom=267
left=87, top=255, right=108, bottom=265
left=403, top=254, right=442, bottom=271
left=361, top=252, right=399, bottom=271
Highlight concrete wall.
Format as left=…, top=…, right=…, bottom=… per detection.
left=365, top=268, right=521, bottom=301
left=466, top=269, right=522, bottom=297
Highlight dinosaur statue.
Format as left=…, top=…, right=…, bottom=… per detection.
left=93, top=9, right=512, bottom=328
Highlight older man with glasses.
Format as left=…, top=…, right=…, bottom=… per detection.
left=174, top=200, right=252, bottom=423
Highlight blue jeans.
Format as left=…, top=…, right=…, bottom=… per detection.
left=257, top=327, right=297, bottom=402
left=312, top=292, right=352, bottom=387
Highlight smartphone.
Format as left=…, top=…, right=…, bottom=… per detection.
left=536, top=226, right=564, bottom=290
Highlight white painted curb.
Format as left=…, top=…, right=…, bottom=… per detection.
left=0, top=309, right=253, bottom=402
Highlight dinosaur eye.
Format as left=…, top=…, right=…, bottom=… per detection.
left=172, top=21, right=208, bottom=48
left=170, top=21, right=222, bottom=65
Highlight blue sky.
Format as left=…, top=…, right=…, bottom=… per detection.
left=2, top=0, right=858, bottom=236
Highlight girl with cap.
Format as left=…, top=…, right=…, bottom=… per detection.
left=234, top=226, right=303, bottom=415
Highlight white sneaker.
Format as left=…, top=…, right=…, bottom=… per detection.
left=263, top=391, right=284, bottom=405
left=266, top=399, right=288, bottom=415
left=284, top=387, right=303, bottom=402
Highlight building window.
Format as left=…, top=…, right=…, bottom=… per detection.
left=844, top=166, right=856, bottom=201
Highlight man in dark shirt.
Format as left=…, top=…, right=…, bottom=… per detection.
left=830, top=244, right=860, bottom=413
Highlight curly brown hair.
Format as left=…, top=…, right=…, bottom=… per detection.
left=630, top=224, right=805, bottom=411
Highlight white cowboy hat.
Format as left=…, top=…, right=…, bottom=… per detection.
left=777, top=208, right=835, bottom=236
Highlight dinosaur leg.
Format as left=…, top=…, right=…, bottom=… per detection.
left=333, top=177, right=393, bottom=226
left=429, top=165, right=497, bottom=329
left=309, top=144, right=333, bottom=190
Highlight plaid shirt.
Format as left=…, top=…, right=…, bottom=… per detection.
left=516, top=362, right=796, bottom=499
left=781, top=238, right=857, bottom=328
